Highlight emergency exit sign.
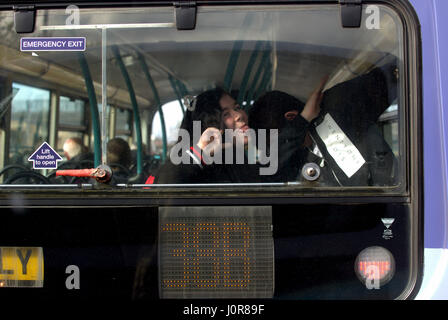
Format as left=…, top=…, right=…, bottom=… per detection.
left=20, top=37, right=86, bottom=51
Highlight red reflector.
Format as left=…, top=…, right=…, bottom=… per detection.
left=358, top=261, right=391, bottom=279
left=355, top=246, right=395, bottom=287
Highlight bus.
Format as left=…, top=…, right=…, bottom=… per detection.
left=412, top=0, right=448, bottom=300
left=0, top=0, right=442, bottom=304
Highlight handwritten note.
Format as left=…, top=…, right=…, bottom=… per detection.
left=316, top=113, right=365, bottom=178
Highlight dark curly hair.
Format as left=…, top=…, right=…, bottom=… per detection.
left=179, top=87, right=227, bottom=144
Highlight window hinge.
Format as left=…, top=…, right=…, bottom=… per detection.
left=339, top=0, right=362, bottom=28
left=13, top=5, right=36, bottom=34
left=174, top=1, right=197, bottom=30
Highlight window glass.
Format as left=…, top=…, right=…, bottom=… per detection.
left=9, top=83, right=50, bottom=167
left=116, top=108, right=131, bottom=134
left=57, top=96, right=87, bottom=158
left=151, top=100, right=184, bottom=157
left=0, top=5, right=405, bottom=190
left=110, top=5, right=403, bottom=189
left=379, top=104, right=399, bottom=158
left=57, top=131, right=84, bottom=155
left=59, top=96, right=85, bottom=127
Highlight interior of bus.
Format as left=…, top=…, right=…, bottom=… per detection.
left=0, top=4, right=402, bottom=189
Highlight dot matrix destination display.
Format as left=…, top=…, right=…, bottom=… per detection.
left=159, top=206, right=274, bottom=299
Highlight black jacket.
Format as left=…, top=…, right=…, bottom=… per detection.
left=151, top=145, right=259, bottom=184
left=310, top=62, right=399, bottom=186
left=259, top=62, right=399, bottom=186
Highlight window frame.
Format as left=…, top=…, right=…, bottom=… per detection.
left=56, top=95, right=89, bottom=154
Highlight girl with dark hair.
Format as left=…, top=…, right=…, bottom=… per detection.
left=147, top=86, right=262, bottom=184
left=178, top=87, right=225, bottom=138
left=151, top=88, right=231, bottom=184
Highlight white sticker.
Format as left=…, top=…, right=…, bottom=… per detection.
left=315, top=113, right=365, bottom=178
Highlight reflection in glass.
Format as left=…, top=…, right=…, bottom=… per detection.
left=0, top=5, right=404, bottom=188
left=151, top=100, right=184, bottom=156
left=59, top=96, right=85, bottom=127
left=9, top=83, right=50, bottom=167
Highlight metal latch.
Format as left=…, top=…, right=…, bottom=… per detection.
left=302, top=163, right=321, bottom=182
left=174, top=1, right=197, bottom=30
left=13, top=5, right=36, bottom=34
left=339, top=0, right=362, bottom=28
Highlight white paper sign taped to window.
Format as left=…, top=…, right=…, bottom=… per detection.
left=315, top=113, right=365, bottom=178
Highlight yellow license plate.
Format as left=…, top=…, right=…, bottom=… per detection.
left=0, top=247, right=44, bottom=288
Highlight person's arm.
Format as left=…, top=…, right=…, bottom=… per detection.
left=300, top=76, right=328, bottom=123
left=271, top=77, right=328, bottom=180
left=279, top=76, right=328, bottom=152
left=153, top=127, right=223, bottom=184
left=195, top=127, right=223, bottom=163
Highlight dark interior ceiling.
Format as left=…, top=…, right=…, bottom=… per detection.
left=0, top=4, right=400, bottom=112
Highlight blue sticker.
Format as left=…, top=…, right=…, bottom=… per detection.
left=20, top=37, right=86, bottom=52
left=28, top=142, right=63, bottom=170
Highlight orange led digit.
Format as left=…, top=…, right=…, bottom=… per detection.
left=159, top=207, right=273, bottom=298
